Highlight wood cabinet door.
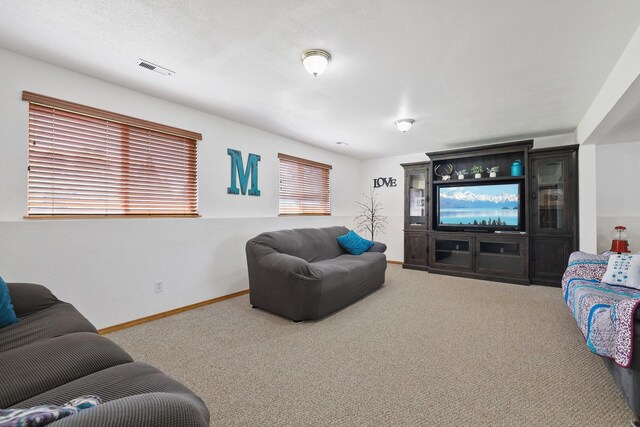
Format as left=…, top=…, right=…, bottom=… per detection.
left=475, top=237, right=528, bottom=278
left=404, top=232, right=428, bottom=266
left=430, top=234, right=474, bottom=271
left=530, top=237, right=575, bottom=286
left=529, top=151, right=577, bottom=236
left=404, top=165, right=429, bottom=230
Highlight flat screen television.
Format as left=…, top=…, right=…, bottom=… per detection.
left=436, top=182, right=522, bottom=231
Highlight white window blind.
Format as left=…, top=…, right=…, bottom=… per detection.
left=24, top=92, right=201, bottom=217
left=278, top=153, right=331, bottom=215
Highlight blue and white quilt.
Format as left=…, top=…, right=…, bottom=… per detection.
left=562, top=251, right=640, bottom=367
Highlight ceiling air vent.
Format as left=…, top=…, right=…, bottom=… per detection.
left=137, top=59, right=175, bottom=76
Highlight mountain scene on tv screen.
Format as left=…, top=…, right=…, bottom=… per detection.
left=439, top=184, right=519, bottom=226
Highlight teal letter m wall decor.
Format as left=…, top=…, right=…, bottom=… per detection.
left=227, top=148, right=261, bottom=196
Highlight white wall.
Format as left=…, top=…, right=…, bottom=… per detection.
left=578, top=144, right=598, bottom=252
left=358, top=153, right=429, bottom=262
left=0, top=48, right=361, bottom=329
left=577, top=25, right=640, bottom=145
left=596, top=141, right=640, bottom=252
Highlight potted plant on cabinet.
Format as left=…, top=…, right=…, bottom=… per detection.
left=487, top=166, right=499, bottom=178
left=455, top=169, right=467, bottom=180
left=471, top=165, right=483, bottom=178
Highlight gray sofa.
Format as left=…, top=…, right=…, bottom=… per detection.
left=246, top=226, right=387, bottom=321
left=0, top=282, right=209, bottom=426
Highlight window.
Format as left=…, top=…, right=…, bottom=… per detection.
left=23, top=91, right=201, bottom=217
left=278, top=153, right=331, bottom=215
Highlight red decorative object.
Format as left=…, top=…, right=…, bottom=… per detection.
left=611, top=225, right=631, bottom=253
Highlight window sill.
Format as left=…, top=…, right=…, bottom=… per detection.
left=278, top=213, right=332, bottom=216
left=24, top=214, right=201, bottom=220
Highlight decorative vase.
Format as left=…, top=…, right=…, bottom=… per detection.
left=511, top=160, right=523, bottom=176
left=474, top=173, right=481, bottom=179
left=490, top=172, right=497, bottom=178
left=458, top=174, right=464, bottom=180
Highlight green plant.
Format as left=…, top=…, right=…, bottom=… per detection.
left=487, top=166, right=499, bottom=174
left=454, top=169, right=467, bottom=176
left=354, top=187, right=388, bottom=241
left=471, top=165, right=484, bottom=174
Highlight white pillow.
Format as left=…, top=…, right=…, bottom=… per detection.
left=602, top=254, right=640, bottom=289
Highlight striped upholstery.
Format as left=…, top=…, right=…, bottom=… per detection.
left=0, top=303, right=96, bottom=354
left=1, top=283, right=210, bottom=426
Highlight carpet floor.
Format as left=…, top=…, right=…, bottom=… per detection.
left=108, top=265, right=632, bottom=426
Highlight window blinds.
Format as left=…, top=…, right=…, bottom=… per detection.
left=278, top=153, right=331, bottom=215
left=24, top=92, right=200, bottom=216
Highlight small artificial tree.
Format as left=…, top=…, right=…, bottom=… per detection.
left=354, top=187, right=388, bottom=241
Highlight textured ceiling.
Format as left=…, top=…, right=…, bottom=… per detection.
left=0, top=0, right=639, bottom=159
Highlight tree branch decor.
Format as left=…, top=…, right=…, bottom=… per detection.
left=354, top=187, right=388, bottom=241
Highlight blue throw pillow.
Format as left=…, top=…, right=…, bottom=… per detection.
left=336, top=230, right=374, bottom=255
left=0, top=276, right=17, bottom=328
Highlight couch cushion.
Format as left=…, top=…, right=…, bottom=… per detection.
left=7, top=283, right=60, bottom=318
left=0, top=276, right=17, bottom=328
left=250, top=226, right=348, bottom=262
left=15, top=363, right=210, bottom=427
left=0, top=302, right=97, bottom=354
left=310, top=252, right=387, bottom=318
left=15, top=362, right=200, bottom=408
left=48, top=392, right=209, bottom=427
left=0, top=332, right=133, bottom=408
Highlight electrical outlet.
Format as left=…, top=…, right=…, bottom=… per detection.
left=154, top=281, right=163, bottom=293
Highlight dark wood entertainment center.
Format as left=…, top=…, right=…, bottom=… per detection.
left=402, top=140, right=578, bottom=286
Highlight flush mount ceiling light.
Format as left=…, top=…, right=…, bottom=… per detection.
left=301, top=49, right=331, bottom=77
left=395, top=118, right=415, bottom=132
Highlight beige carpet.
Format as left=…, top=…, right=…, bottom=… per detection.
left=108, top=265, right=632, bottom=426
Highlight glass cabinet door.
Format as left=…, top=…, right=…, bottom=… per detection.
left=406, top=169, right=427, bottom=228
left=531, top=155, right=571, bottom=234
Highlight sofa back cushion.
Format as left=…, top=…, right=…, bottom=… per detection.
left=250, top=226, right=348, bottom=262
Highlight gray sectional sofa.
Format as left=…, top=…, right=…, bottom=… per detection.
left=246, top=226, right=387, bottom=321
left=1, top=282, right=209, bottom=426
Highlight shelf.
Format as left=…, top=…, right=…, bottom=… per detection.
left=433, top=175, right=524, bottom=185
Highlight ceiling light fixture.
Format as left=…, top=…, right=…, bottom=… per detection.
left=395, top=118, right=414, bottom=132
left=301, top=49, right=331, bottom=77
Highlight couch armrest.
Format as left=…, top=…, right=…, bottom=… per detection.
left=246, top=242, right=325, bottom=320
left=257, top=252, right=322, bottom=281
left=49, top=392, right=209, bottom=427
left=7, top=283, right=60, bottom=317
left=367, top=241, right=387, bottom=253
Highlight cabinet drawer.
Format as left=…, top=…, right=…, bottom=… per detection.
left=476, top=238, right=527, bottom=277
left=431, top=236, right=473, bottom=270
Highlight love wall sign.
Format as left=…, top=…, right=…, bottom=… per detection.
left=373, top=177, right=397, bottom=188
